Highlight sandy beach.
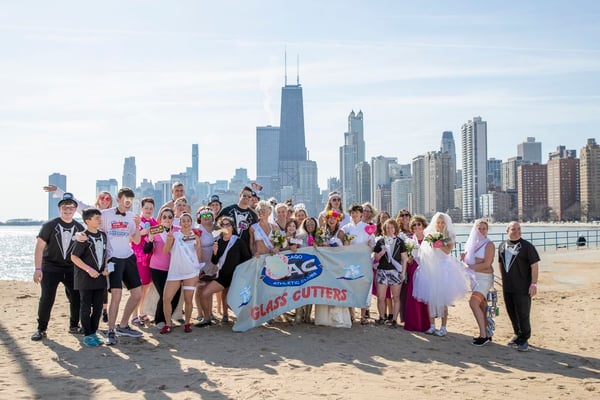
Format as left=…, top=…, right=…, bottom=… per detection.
left=1, top=248, right=599, bottom=399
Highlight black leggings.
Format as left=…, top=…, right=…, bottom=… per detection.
left=150, top=268, right=181, bottom=325
left=79, top=289, right=104, bottom=336
left=37, top=270, right=80, bottom=331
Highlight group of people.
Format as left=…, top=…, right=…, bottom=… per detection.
left=33, top=183, right=540, bottom=352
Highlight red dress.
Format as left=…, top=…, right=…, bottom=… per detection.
left=404, top=238, right=430, bottom=332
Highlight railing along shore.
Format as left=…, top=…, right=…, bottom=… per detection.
left=453, top=228, right=600, bottom=256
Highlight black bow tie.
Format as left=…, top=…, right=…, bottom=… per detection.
left=62, top=227, right=72, bottom=233
left=115, top=209, right=127, bottom=216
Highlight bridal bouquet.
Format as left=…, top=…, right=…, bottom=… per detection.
left=307, top=228, right=325, bottom=247
left=424, top=232, right=449, bottom=248
left=404, top=237, right=420, bottom=257
left=271, top=231, right=288, bottom=249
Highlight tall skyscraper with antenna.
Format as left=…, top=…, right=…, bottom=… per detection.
left=276, top=53, right=319, bottom=215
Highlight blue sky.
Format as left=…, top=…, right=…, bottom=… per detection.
left=1, top=1, right=599, bottom=221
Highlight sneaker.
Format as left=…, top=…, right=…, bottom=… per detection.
left=507, top=335, right=519, bottom=346
left=106, top=330, right=116, bottom=345
left=115, top=324, right=143, bottom=338
left=131, top=316, right=143, bottom=326
left=82, top=334, right=101, bottom=347
left=472, top=336, right=492, bottom=346
left=160, top=325, right=172, bottom=334
left=194, top=320, right=212, bottom=328
left=69, top=326, right=83, bottom=334
left=517, top=342, right=529, bottom=352
left=102, top=309, right=109, bottom=323
left=434, top=327, right=447, bottom=337
left=425, top=326, right=436, bottom=335
left=31, top=330, right=46, bottom=341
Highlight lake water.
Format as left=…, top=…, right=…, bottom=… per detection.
left=1, top=224, right=598, bottom=282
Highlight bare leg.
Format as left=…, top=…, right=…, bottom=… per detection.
left=120, top=287, right=141, bottom=328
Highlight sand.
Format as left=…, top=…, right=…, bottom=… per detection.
left=1, top=248, right=599, bottom=399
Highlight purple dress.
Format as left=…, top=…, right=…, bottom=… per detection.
left=404, top=238, right=430, bottom=332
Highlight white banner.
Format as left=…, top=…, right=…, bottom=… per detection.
left=227, top=246, right=373, bottom=332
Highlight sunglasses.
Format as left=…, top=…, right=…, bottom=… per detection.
left=331, top=198, right=341, bottom=202
left=411, top=222, right=423, bottom=227
left=241, top=194, right=252, bottom=199
left=162, top=215, right=174, bottom=219
left=199, top=212, right=213, bottom=219
left=220, top=222, right=232, bottom=227
left=400, top=213, right=411, bottom=217
left=99, top=195, right=111, bottom=202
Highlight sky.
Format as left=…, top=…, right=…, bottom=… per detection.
left=1, top=0, right=599, bottom=221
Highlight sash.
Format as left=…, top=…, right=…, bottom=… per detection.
left=218, top=235, right=239, bottom=270
left=252, top=223, right=274, bottom=252
left=385, top=237, right=403, bottom=273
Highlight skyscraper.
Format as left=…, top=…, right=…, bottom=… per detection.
left=580, top=138, right=600, bottom=222
left=122, top=156, right=136, bottom=189
left=355, top=161, right=371, bottom=204
left=192, top=144, right=199, bottom=185
left=340, top=110, right=366, bottom=206
left=518, top=137, right=542, bottom=164
left=278, top=84, right=306, bottom=162
left=424, top=151, right=455, bottom=216
left=461, top=116, right=488, bottom=221
left=411, top=155, right=426, bottom=215
left=547, top=147, right=579, bottom=221
left=48, top=172, right=66, bottom=219
left=518, top=164, right=547, bottom=222
left=371, top=156, right=397, bottom=212
left=256, top=125, right=280, bottom=197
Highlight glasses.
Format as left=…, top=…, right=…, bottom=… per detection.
left=220, top=222, right=232, bottom=227
left=162, top=215, right=174, bottom=219
left=331, top=198, right=341, bottom=202
left=98, top=195, right=111, bottom=202
left=61, top=205, right=76, bottom=210
left=411, top=222, right=423, bottom=227
left=241, top=194, right=252, bottom=199
left=200, top=212, right=213, bottom=219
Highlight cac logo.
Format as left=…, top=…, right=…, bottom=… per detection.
left=261, top=253, right=322, bottom=287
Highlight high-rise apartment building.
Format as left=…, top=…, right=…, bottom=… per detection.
left=461, top=116, right=488, bottom=221
left=279, top=83, right=306, bottom=163
left=391, top=177, right=412, bottom=216
left=122, top=156, right=136, bottom=189
left=256, top=125, right=280, bottom=198
left=48, top=172, right=67, bottom=219
left=340, top=110, right=365, bottom=207
left=424, top=151, right=455, bottom=217
left=518, top=137, right=542, bottom=164
left=371, top=156, right=397, bottom=212
left=547, top=147, right=579, bottom=221
left=411, top=155, right=426, bottom=215
left=355, top=161, right=371, bottom=204
left=487, top=158, right=502, bottom=191
left=518, top=164, right=547, bottom=222
left=580, top=138, right=600, bottom=222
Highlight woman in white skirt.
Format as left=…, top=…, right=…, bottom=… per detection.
left=161, top=213, right=203, bottom=334
left=413, top=212, right=469, bottom=337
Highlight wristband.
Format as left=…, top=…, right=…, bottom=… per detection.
left=35, top=267, right=42, bottom=271
left=530, top=283, right=537, bottom=288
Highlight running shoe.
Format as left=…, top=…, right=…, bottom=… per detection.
left=115, top=324, right=143, bottom=338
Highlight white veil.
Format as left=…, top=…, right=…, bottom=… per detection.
left=463, top=219, right=491, bottom=265
left=413, top=212, right=468, bottom=318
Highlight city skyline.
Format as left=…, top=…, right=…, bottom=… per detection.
left=2, top=1, right=600, bottom=221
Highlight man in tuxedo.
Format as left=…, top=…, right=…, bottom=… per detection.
left=32, top=192, right=85, bottom=341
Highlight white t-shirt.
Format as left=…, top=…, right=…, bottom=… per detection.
left=101, top=208, right=137, bottom=259
left=341, top=220, right=373, bottom=247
